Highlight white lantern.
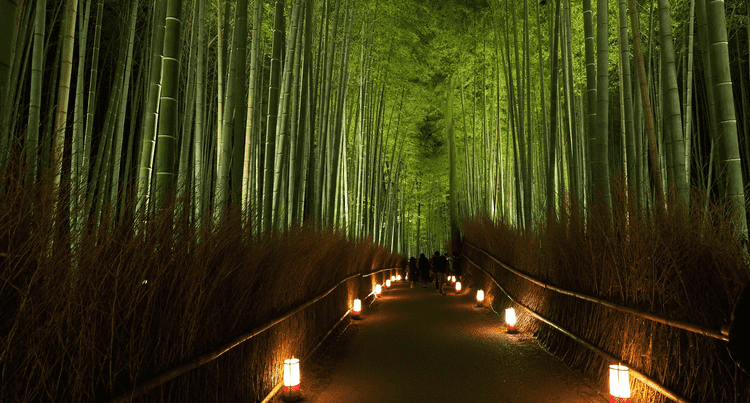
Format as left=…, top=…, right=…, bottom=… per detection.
left=396, top=274, right=402, bottom=281
left=386, top=279, right=392, bottom=288
left=476, top=290, right=484, bottom=305
left=505, top=307, right=517, bottom=332
left=352, top=299, right=361, bottom=316
left=283, top=357, right=300, bottom=393
left=375, top=284, right=382, bottom=297
left=609, top=364, right=631, bottom=402
left=391, top=275, right=395, bottom=282
left=455, top=281, right=462, bottom=292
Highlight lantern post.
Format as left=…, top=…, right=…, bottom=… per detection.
left=282, top=357, right=301, bottom=400
left=352, top=299, right=362, bottom=318
left=505, top=307, right=517, bottom=333
left=609, top=364, right=631, bottom=403
left=476, top=290, right=484, bottom=306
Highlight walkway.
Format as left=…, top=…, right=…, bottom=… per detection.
left=302, top=281, right=606, bottom=403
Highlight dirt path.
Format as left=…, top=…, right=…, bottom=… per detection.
left=297, top=281, right=607, bottom=403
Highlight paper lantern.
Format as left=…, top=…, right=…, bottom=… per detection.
left=283, top=357, right=300, bottom=393
left=396, top=274, right=402, bottom=281
left=505, top=307, right=517, bottom=332
left=386, top=279, right=392, bottom=288
left=352, top=299, right=361, bottom=316
left=374, top=284, right=382, bottom=297
left=391, top=275, right=395, bottom=282
left=609, top=364, right=631, bottom=403
left=455, top=281, right=462, bottom=292
left=476, top=290, right=484, bottom=305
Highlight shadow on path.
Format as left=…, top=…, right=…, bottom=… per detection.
left=293, top=282, right=606, bottom=403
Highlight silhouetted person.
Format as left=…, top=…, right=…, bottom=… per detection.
left=408, top=257, right=418, bottom=288
left=433, top=251, right=448, bottom=294
left=418, top=253, right=431, bottom=288
left=729, top=284, right=750, bottom=374
left=452, top=251, right=462, bottom=280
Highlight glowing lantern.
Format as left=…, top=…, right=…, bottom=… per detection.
left=375, top=284, right=382, bottom=297
left=609, top=364, right=631, bottom=403
left=505, top=307, right=517, bottom=333
left=391, top=275, right=395, bottom=282
left=386, top=279, right=392, bottom=288
left=476, top=290, right=484, bottom=305
left=283, top=357, right=301, bottom=393
left=396, top=274, right=402, bottom=281
left=451, top=276, right=456, bottom=283
left=352, top=299, right=362, bottom=316
left=455, top=281, right=462, bottom=292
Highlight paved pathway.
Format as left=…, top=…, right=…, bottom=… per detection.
left=306, top=281, right=605, bottom=403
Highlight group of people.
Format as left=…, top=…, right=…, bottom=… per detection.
left=406, top=251, right=461, bottom=295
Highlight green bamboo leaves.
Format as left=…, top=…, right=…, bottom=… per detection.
left=2, top=0, right=748, bottom=257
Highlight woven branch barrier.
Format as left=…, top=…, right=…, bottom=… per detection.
left=465, top=254, right=691, bottom=403
left=259, top=308, right=355, bottom=403
left=465, top=241, right=728, bottom=341
left=109, top=267, right=400, bottom=403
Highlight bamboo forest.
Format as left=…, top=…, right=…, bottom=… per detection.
left=2, top=0, right=750, bottom=402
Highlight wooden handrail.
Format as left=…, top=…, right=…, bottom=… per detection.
left=465, top=241, right=728, bottom=341
left=465, top=255, right=692, bottom=403
left=108, top=267, right=398, bottom=403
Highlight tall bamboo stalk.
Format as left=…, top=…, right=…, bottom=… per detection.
left=699, top=0, right=747, bottom=237
left=154, top=0, right=182, bottom=205
left=137, top=0, right=167, bottom=214
left=26, top=0, right=46, bottom=185
left=262, top=0, right=286, bottom=231
left=657, top=0, right=688, bottom=207
left=52, top=0, right=79, bottom=197
left=629, top=0, right=665, bottom=213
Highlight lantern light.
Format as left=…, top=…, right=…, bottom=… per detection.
left=609, top=364, right=631, bottom=403
left=352, top=299, right=362, bottom=316
left=455, top=281, right=462, bottom=292
left=391, top=275, right=395, bottom=282
left=476, top=290, right=484, bottom=305
left=451, top=276, right=457, bottom=283
left=386, top=279, right=392, bottom=288
left=396, top=274, right=402, bottom=281
left=375, top=284, right=382, bottom=297
left=283, top=357, right=301, bottom=393
left=505, top=307, right=517, bottom=333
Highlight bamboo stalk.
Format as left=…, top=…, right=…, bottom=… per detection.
left=464, top=254, right=692, bottom=403
left=464, top=241, right=728, bottom=341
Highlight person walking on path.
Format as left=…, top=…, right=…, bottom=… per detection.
left=432, top=251, right=449, bottom=294
left=408, top=257, right=418, bottom=288
left=418, top=253, right=431, bottom=288
left=451, top=251, right=462, bottom=281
